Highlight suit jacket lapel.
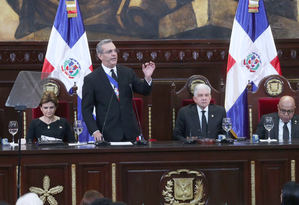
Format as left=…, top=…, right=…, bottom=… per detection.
left=98, top=67, right=112, bottom=89
left=99, top=66, right=119, bottom=100
left=291, top=116, right=299, bottom=138
left=272, top=113, right=279, bottom=139
left=116, top=66, right=123, bottom=94
left=207, top=105, right=215, bottom=130
left=190, top=105, right=201, bottom=133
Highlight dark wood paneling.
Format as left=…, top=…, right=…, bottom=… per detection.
left=0, top=165, right=15, bottom=203
left=77, top=162, right=111, bottom=201
left=201, top=163, right=248, bottom=205
left=22, top=163, right=71, bottom=205
left=1, top=141, right=299, bottom=204
left=118, top=160, right=248, bottom=205
left=1, top=40, right=299, bottom=140
left=256, top=159, right=289, bottom=205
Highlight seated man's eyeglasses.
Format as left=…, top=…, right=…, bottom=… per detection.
left=278, top=108, right=295, bottom=115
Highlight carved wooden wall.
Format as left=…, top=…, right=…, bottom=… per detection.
left=1, top=40, right=299, bottom=140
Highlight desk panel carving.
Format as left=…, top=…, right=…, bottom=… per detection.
left=0, top=141, right=298, bottom=205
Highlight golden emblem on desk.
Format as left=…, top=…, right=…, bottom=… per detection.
left=161, top=169, right=207, bottom=205
left=264, top=77, right=283, bottom=97
left=173, top=178, right=194, bottom=200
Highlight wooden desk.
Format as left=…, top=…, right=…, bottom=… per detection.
left=0, top=140, right=299, bottom=205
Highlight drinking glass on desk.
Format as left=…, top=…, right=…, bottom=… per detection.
left=8, top=121, right=18, bottom=146
left=73, top=120, right=83, bottom=142
left=260, top=116, right=277, bottom=142
left=222, top=118, right=232, bottom=139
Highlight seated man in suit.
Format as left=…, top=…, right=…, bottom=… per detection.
left=173, top=83, right=226, bottom=141
left=256, top=95, right=299, bottom=141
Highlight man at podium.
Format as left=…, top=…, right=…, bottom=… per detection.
left=82, top=39, right=155, bottom=142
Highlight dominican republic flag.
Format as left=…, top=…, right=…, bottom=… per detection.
left=225, top=0, right=281, bottom=138
left=42, top=0, right=93, bottom=142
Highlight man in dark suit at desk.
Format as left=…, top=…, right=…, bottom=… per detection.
left=82, top=39, right=155, bottom=142
left=173, top=83, right=226, bottom=141
left=256, top=96, right=299, bottom=141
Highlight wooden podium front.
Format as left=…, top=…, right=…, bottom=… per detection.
left=0, top=141, right=298, bottom=205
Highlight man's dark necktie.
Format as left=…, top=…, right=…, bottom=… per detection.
left=283, top=122, right=289, bottom=141
left=111, top=69, right=118, bottom=82
left=201, top=111, right=208, bottom=138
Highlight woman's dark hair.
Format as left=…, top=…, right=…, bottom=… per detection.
left=281, top=181, right=299, bottom=205
left=39, top=91, right=58, bottom=107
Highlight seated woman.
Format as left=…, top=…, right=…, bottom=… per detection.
left=26, top=91, right=75, bottom=143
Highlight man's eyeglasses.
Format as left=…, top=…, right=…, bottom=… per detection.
left=102, top=48, right=119, bottom=54
left=278, top=108, right=295, bottom=115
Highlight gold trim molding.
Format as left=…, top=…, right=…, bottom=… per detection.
left=112, top=163, right=116, bottom=202
left=148, top=106, right=152, bottom=139
left=251, top=161, right=256, bottom=205
left=172, top=108, right=176, bottom=129
left=249, top=107, right=253, bottom=139
left=72, top=164, right=76, bottom=205
left=291, top=160, right=296, bottom=181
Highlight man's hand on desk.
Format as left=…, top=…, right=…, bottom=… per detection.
left=93, top=130, right=103, bottom=141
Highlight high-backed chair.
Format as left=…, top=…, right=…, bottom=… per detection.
left=132, top=95, right=154, bottom=141
left=247, top=74, right=299, bottom=137
left=160, top=169, right=208, bottom=205
left=132, top=98, right=143, bottom=125
left=23, top=78, right=77, bottom=139
left=170, top=75, right=223, bottom=130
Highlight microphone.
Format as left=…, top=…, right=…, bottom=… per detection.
left=129, top=83, right=147, bottom=145
left=95, top=88, right=114, bottom=146
left=184, top=130, right=197, bottom=144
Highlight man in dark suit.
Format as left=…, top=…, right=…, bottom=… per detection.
left=173, top=83, right=227, bottom=141
left=256, top=96, right=299, bottom=141
left=82, top=39, right=155, bottom=142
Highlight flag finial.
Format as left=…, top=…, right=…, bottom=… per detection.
left=66, top=0, right=77, bottom=18
left=248, top=0, right=259, bottom=13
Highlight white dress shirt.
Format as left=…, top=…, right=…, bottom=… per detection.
left=102, top=64, right=117, bottom=89
left=197, top=105, right=209, bottom=130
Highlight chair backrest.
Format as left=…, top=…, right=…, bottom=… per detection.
left=132, top=97, right=143, bottom=126
left=132, top=95, right=155, bottom=141
left=247, top=74, right=299, bottom=137
left=160, top=169, right=208, bottom=205
left=170, top=75, right=223, bottom=130
left=24, top=78, right=77, bottom=138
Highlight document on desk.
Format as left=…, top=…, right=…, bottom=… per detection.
left=41, top=135, right=62, bottom=142
left=68, top=142, right=89, bottom=146
left=110, top=142, right=133, bottom=146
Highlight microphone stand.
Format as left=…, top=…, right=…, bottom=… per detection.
left=95, top=90, right=114, bottom=147
left=129, top=84, right=147, bottom=145
left=15, top=105, right=26, bottom=198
